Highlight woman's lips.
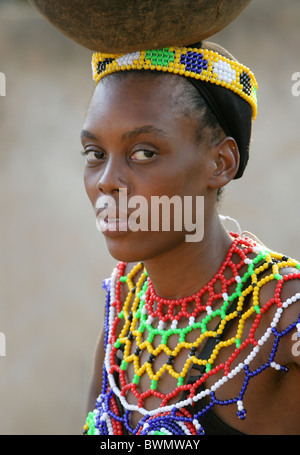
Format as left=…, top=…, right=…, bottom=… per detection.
left=96, top=216, right=129, bottom=233
left=94, top=193, right=148, bottom=236
left=95, top=199, right=130, bottom=234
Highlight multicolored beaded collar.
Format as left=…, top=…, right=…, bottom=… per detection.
left=84, top=234, right=300, bottom=435
left=91, top=46, right=258, bottom=119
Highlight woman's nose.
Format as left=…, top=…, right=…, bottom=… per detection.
left=97, top=156, right=129, bottom=194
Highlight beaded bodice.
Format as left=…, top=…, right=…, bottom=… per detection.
left=84, top=233, right=300, bottom=435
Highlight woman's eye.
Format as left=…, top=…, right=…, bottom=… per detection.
left=82, top=150, right=105, bottom=163
left=131, top=150, right=156, bottom=161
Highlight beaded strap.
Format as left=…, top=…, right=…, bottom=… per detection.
left=91, top=46, right=258, bottom=119
left=84, top=234, right=300, bottom=435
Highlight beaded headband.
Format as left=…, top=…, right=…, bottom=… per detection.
left=91, top=46, right=258, bottom=120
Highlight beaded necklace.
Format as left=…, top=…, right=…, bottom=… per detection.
left=84, top=233, right=300, bottom=435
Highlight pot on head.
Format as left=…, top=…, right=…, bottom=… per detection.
left=28, top=0, right=252, bottom=53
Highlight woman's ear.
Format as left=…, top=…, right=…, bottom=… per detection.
left=207, top=137, right=239, bottom=189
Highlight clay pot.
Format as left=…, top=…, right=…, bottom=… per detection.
left=28, top=0, right=252, bottom=53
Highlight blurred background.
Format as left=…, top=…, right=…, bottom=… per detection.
left=0, top=0, right=299, bottom=435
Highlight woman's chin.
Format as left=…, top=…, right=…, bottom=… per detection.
left=103, top=230, right=188, bottom=264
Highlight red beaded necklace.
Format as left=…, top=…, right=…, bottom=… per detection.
left=144, top=233, right=254, bottom=323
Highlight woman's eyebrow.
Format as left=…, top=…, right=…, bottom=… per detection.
left=121, top=126, right=167, bottom=141
left=80, top=126, right=167, bottom=142
left=80, top=129, right=98, bottom=141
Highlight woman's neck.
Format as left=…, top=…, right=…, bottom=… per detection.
left=143, top=211, right=233, bottom=300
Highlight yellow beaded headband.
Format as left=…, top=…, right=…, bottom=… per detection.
left=91, top=46, right=258, bottom=120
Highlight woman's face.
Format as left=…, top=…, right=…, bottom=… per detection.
left=81, top=73, right=216, bottom=262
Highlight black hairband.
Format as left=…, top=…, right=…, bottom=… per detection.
left=188, top=77, right=253, bottom=179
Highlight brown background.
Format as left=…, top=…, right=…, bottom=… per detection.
left=0, top=0, right=299, bottom=435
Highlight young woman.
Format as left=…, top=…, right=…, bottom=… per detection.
left=81, top=42, right=300, bottom=435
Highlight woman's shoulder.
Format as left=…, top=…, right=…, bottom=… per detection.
left=244, top=236, right=300, bottom=362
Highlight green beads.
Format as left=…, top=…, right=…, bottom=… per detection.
left=84, top=412, right=96, bottom=435
left=145, top=48, right=174, bottom=67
